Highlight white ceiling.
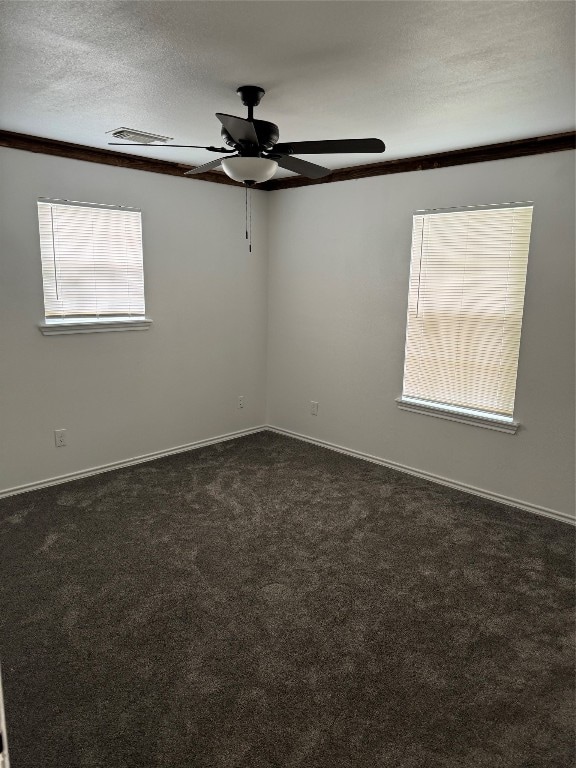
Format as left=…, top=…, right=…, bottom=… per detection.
left=1, top=1, right=574, bottom=178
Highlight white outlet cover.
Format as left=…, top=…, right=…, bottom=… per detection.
left=54, top=429, right=67, bottom=447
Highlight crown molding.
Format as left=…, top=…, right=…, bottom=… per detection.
left=1, top=129, right=574, bottom=191
left=261, top=131, right=576, bottom=190
left=0, top=130, right=241, bottom=187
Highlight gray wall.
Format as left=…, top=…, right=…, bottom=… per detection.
left=0, top=148, right=268, bottom=492
left=267, top=152, right=575, bottom=520
left=2, top=147, right=574, bottom=521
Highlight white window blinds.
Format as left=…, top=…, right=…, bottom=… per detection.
left=401, top=203, right=533, bottom=421
left=38, top=199, right=145, bottom=320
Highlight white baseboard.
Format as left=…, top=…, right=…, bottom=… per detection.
left=2, top=424, right=573, bottom=527
left=268, top=426, right=575, bottom=526
left=0, top=426, right=267, bottom=500
left=0, top=661, right=10, bottom=768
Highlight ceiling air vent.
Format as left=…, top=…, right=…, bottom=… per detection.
left=107, top=127, right=173, bottom=144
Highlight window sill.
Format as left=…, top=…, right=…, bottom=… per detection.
left=396, top=397, right=519, bottom=434
left=39, top=318, right=153, bottom=335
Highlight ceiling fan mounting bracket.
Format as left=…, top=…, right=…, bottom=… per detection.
left=236, top=85, right=265, bottom=108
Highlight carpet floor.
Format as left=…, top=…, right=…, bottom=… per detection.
left=0, top=431, right=573, bottom=768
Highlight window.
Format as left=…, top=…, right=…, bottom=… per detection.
left=37, top=198, right=151, bottom=334
left=398, top=202, right=533, bottom=433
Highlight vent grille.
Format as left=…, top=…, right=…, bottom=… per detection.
left=107, top=127, right=173, bottom=144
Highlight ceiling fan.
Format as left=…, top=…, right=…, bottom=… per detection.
left=109, top=85, right=386, bottom=185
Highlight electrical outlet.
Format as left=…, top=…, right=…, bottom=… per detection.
left=310, top=401, right=319, bottom=416
left=238, top=396, right=244, bottom=409
left=54, top=429, right=67, bottom=447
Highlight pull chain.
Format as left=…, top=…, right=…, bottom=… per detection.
left=244, top=184, right=253, bottom=252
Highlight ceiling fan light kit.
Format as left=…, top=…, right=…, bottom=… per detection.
left=221, top=156, right=278, bottom=184
left=108, top=85, right=386, bottom=185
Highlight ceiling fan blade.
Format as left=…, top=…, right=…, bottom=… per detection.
left=108, top=144, right=234, bottom=153
left=274, top=138, right=385, bottom=155
left=274, top=155, right=331, bottom=179
left=216, top=113, right=259, bottom=145
left=183, top=157, right=226, bottom=176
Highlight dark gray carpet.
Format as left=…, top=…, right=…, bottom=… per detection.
left=0, top=431, right=573, bottom=768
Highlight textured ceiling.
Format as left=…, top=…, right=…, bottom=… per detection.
left=0, top=1, right=574, bottom=178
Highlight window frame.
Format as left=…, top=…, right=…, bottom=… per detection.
left=397, top=201, right=533, bottom=433
left=37, top=197, right=152, bottom=336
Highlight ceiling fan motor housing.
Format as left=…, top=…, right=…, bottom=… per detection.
left=221, top=120, right=280, bottom=152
